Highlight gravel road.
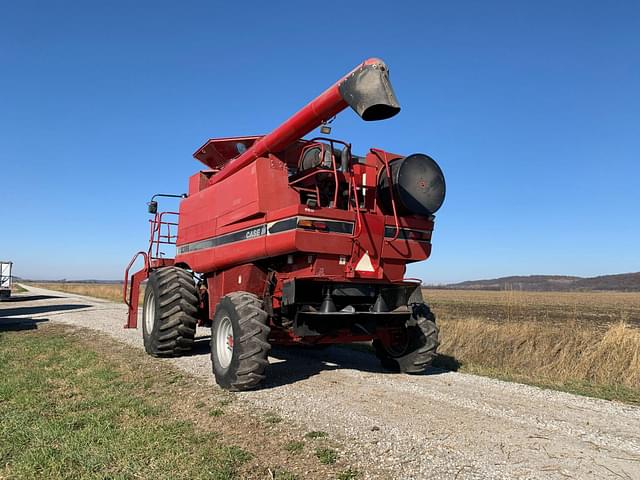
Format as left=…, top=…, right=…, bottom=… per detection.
left=2, top=285, right=639, bottom=480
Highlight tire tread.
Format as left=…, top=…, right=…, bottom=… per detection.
left=143, top=266, right=199, bottom=358
left=374, top=303, right=440, bottom=374
left=210, top=292, right=271, bottom=391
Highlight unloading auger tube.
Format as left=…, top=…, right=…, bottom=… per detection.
left=210, top=58, right=401, bottom=185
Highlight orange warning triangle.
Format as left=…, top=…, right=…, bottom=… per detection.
left=355, top=251, right=375, bottom=272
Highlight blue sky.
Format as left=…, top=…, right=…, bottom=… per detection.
left=1, top=1, right=638, bottom=283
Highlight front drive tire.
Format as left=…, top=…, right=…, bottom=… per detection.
left=210, top=292, right=271, bottom=391
left=142, top=267, right=198, bottom=357
left=373, top=303, right=439, bottom=373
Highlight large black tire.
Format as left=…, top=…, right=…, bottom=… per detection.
left=142, top=267, right=198, bottom=357
left=210, top=292, right=271, bottom=391
left=373, top=303, right=439, bottom=373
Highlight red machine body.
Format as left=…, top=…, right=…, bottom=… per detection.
left=177, top=145, right=433, bottom=319
left=124, top=57, right=445, bottom=352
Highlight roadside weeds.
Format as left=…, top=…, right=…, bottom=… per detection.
left=0, top=325, right=358, bottom=479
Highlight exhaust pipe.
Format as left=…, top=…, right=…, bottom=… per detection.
left=210, top=58, right=400, bottom=185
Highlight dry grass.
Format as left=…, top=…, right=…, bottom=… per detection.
left=27, top=282, right=142, bottom=304
left=427, top=289, right=640, bottom=403
left=436, top=318, right=640, bottom=399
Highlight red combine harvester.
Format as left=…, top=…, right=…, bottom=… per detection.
left=124, top=58, right=446, bottom=391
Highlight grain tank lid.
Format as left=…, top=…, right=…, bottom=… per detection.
left=193, top=136, right=261, bottom=170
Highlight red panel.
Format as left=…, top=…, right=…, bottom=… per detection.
left=257, top=155, right=298, bottom=212
left=176, top=156, right=297, bottom=272
left=207, top=264, right=267, bottom=318
left=264, top=230, right=297, bottom=259
left=383, top=240, right=431, bottom=262
left=380, top=261, right=406, bottom=282
left=188, top=171, right=216, bottom=195
left=382, top=214, right=434, bottom=263
left=294, top=231, right=353, bottom=256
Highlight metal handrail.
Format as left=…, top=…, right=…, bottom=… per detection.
left=307, top=137, right=352, bottom=207
left=148, top=211, right=179, bottom=260
left=123, top=251, right=148, bottom=306
left=292, top=142, right=338, bottom=208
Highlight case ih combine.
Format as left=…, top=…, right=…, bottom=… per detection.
left=124, top=58, right=446, bottom=391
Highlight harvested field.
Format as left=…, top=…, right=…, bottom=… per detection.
left=424, top=288, right=640, bottom=326
left=426, top=288, right=640, bottom=403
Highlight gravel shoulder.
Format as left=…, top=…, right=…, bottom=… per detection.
left=2, top=285, right=640, bottom=480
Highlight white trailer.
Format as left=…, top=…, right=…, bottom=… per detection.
left=1, top=261, right=13, bottom=299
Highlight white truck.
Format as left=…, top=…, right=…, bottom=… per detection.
left=1, top=261, right=13, bottom=299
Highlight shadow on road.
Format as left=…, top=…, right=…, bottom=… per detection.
left=0, top=317, right=49, bottom=332
left=180, top=335, right=453, bottom=388
left=189, top=336, right=212, bottom=356
left=1, top=294, right=61, bottom=303
left=257, top=344, right=450, bottom=390
left=433, top=353, right=461, bottom=371
left=0, top=304, right=92, bottom=318
left=75, top=315, right=457, bottom=387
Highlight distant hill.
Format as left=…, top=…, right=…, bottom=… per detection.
left=436, top=272, right=640, bottom=292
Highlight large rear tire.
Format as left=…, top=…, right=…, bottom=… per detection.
left=373, top=303, right=439, bottom=373
left=142, top=267, right=198, bottom=357
left=210, top=292, right=271, bottom=391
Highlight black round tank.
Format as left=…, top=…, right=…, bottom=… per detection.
left=377, top=153, right=446, bottom=217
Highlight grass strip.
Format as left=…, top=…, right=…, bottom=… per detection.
left=0, top=329, right=252, bottom=479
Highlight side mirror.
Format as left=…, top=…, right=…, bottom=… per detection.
left=147, top=200, right=158, bottom=214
